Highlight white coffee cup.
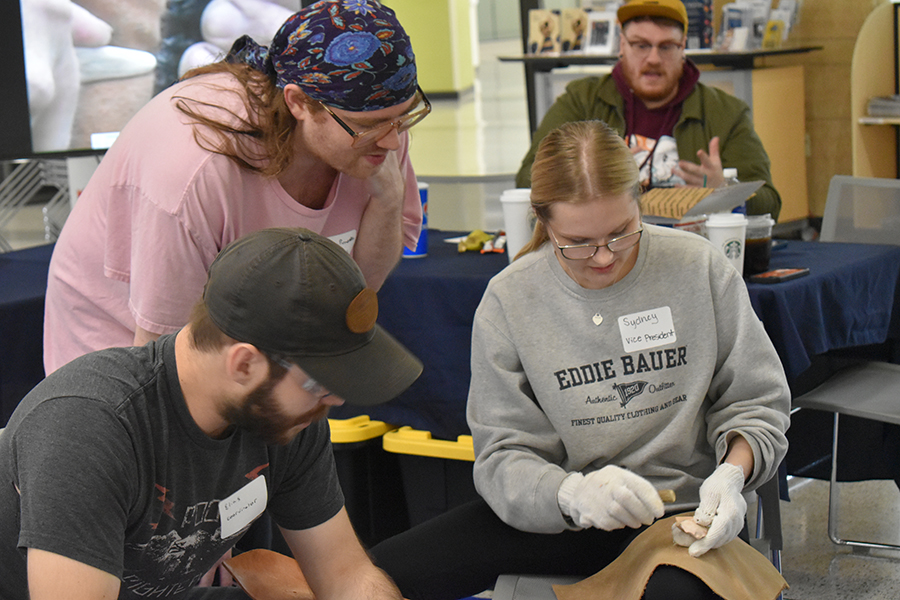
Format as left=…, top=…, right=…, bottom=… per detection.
left=500, top=189, right=533, bottom=263
left=705, top=212, right=748, bottom=275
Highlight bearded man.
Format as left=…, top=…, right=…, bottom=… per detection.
left=516, top=0, right=781, bottom=219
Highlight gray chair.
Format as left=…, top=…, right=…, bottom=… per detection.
left=819, top=175, right=900, bottom=245
left=752, top=474, right=783, bottom=572
left=790, top=175, right=900, bottom=551
left=792, top=361, right=900, bottom=551
left=492, top=475, right=784, bottom=600
left=492, top=574, right=581, bottom=600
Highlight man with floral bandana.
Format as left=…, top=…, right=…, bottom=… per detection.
left=43, top=0, right=430, bottom=375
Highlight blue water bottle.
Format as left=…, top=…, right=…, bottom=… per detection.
left=403, top=182, right=428, bottom=258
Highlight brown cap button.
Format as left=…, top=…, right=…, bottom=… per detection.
left=346, top=288, right=378, bottom=333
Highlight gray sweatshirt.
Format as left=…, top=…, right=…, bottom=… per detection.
left=467, top=224, right=790, bottom=534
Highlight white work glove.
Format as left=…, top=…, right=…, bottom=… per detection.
left=557, top=466, right=664, bottom=531
left=680, top=462, right=747, bottom=557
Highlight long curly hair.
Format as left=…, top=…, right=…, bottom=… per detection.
left=173, top=62, right=323, bottom=178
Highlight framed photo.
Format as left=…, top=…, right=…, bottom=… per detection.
left=585, top=11, right=618, bottom=56
left=560, top=8, right=588, bottom=53
left=528, top=9, right=561, bottom=55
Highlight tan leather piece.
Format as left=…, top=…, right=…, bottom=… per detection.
left=553, top=514, right=788, bottom=600
left=223, top=549, right=315, bottom=600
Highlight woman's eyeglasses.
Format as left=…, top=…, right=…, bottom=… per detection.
left=548, top=227, right=643, bottom=260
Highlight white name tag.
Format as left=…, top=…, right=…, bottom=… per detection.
left=219, top=476, right=267, bottom=539
left=618, top=307, right=677, bottom=353
left=328, top=230, right=357, bottom=255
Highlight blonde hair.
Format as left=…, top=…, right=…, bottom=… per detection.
left=515, top=120, right=641, bottom=260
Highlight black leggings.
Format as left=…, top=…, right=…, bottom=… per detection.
left=370, top=498, right=722, bottom=600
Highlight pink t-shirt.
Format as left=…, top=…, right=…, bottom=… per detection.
left=44, top=73, right=423, bottom=374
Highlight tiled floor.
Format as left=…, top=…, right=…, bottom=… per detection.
left=407, top=40, right=531, bottom=180
left=406, top=38, right=532, bottom=233
left=777, top=476, right=900, bottom=600
left=4, top=37, right=900, bottom=600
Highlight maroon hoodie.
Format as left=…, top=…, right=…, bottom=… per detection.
left=611, top=59, right=701, bottom=186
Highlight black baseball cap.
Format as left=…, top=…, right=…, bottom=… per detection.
left=203, top=228, right=422, bottom=406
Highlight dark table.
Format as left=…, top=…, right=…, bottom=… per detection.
left=0, top=243, right=53, bottom=426
left=747, top=240, right=900, bottom=383
left=332, top=231, right=900, bottom=448
left=6, top=234, right=900, bottom=477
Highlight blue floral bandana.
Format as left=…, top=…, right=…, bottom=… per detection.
left=228, top=0, right=417, bottom=112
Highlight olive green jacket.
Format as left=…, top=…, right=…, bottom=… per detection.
left=515, top=74, right=782, bottom=220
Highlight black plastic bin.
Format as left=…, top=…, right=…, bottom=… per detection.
left=330, top=417, right=410, bottom=546
left=382, top=426, right=480, bottom=526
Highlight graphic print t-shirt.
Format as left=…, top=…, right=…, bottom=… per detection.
left=0, top=334, right=343, bottom=600
left=628, top=134, right=686, bottom=188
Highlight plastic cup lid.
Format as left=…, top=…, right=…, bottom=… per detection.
left=706, top=212, right=748, bottom=226
left=747, top=213, right=775, bottom=226
left=500, top=189, right=531, bottom=203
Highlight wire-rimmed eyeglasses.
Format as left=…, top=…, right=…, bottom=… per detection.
left=622, top=37, right=685, bottom=61
left=319, top=85, right=432, bottom=148
left=547, top=226, right=643, bottom=260
left=266, top=354, right=332, bottom=398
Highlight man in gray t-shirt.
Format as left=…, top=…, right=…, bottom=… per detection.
left=0, top=228, right=421, bottom=600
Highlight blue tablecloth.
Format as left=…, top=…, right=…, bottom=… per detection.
left=0, top=244, right=53, bottom=425
left=748, top=241, right=900, bottom=383
left=5, top=234, right=900, bottom=446
left=332, top=231, right=900, bottom=441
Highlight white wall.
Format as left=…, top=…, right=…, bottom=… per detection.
left=477, top=0, right=522, bottom=41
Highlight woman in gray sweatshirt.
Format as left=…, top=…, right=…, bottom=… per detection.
left=373, top=119, right=790, bottom=600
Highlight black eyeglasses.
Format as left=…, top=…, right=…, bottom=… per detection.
left=547, top=226, right=643, bottom=260
left=319, top=85, right=432, bottom=147
left=623, top=37, right=684, bottom=61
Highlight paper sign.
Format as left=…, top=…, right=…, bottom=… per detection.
left=618, top=307, right=677, bottom=353
left=220, top=476, right=267, bottom=539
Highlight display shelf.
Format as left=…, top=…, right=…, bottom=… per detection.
left=500, top=46, right=821, bottom=135
left=859, top=116, right=900, bottom=126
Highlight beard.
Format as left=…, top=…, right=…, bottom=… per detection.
left=632, top=70, right=680, bottom=103
left=222, top=372, right=331, bottom=446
